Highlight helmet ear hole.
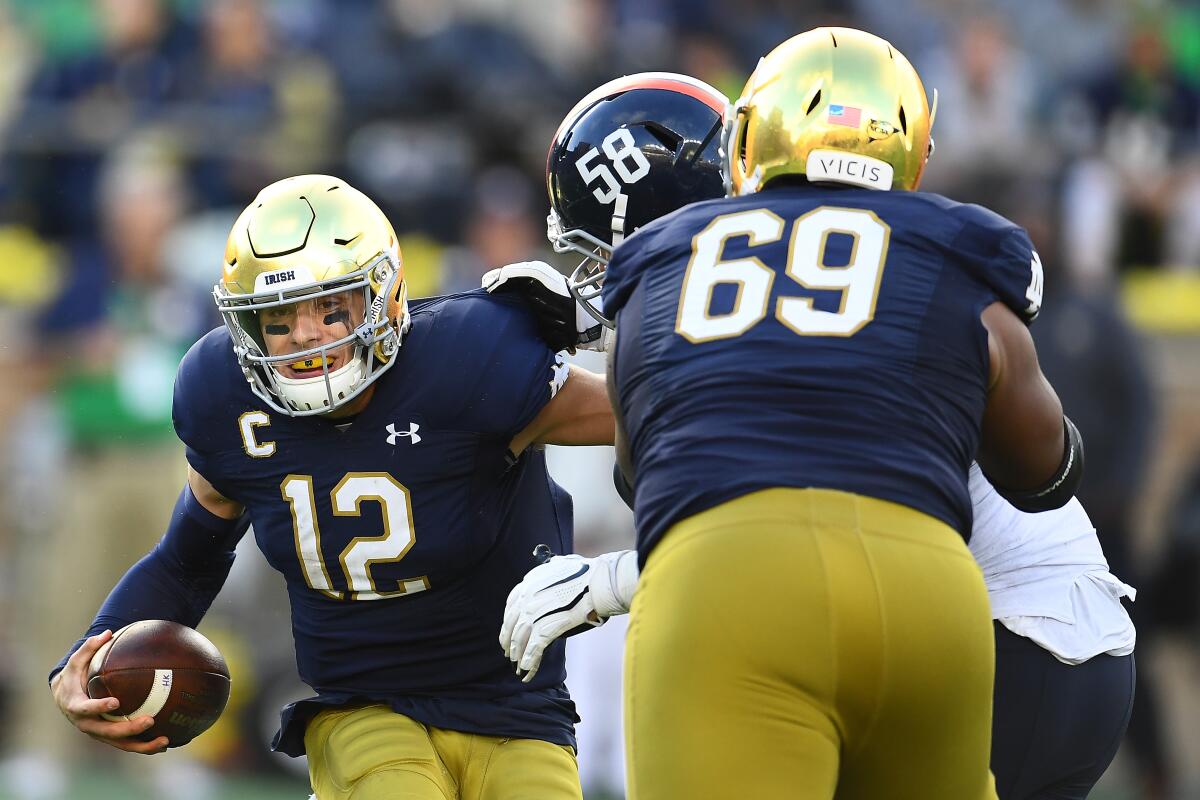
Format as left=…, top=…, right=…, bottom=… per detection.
left=387, top=277, right=406, bottom=325
left=898, top=105, right=908, bottom=136
left=806, top=90, right=822, bottom=115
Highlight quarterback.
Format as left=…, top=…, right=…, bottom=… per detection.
left=503, top=31, right=1081, bottom=800
left=49, top=175, right=613, bottom=799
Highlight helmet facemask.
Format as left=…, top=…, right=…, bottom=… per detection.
left=215, top=250, right=408, bottom=416
left=545, top=74, right=729, bottom=330
left=216, top=174, right=409, bottom=417
left=546, top=207, right=621, bottom=328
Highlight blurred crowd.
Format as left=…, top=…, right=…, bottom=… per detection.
left=0, top=1, right=1198, bottom=798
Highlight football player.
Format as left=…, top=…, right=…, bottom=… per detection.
left=968, top=463, right=1135, bottom=799
left=497, top=31, right=1089, bottom=800
left=506, top=466, right=1137, bottom=800
left=498, top=68, right=1136, bottom=800
left=500, top=66, right=1136, bottom=800
left=48, top=174, right=615, bottom=800
left=508, top=470, right=1137, bottom=799
left=483, top=70, right=727, bottom=354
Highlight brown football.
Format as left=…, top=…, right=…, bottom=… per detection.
left=86, top=620, right=230, bottom=747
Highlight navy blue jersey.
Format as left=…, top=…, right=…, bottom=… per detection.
left=603, top=187, right=1043, bottom=564
left=173, top=290, right=577, bottom=755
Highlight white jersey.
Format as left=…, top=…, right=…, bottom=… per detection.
left=968, top=462, right=1136, bottom=664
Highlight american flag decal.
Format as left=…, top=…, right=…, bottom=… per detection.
left=828, top=105, right=862, bottom=128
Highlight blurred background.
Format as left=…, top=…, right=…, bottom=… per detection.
left=0, top=0, right=1198, bottom=798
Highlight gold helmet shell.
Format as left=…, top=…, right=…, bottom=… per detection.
left=725, top=27, right=937, bottom=194
left=214, top=175, right=409, bottom=416
left=221, top=174, right=401, bottom=304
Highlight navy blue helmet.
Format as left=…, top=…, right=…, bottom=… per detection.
left=546, top=73, right=728, bottom=325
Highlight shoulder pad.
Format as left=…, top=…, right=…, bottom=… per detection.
left=172, top=327, right=250, bottom=451
left=950, top=203, right=1043, bottom=324
left=408, top=290, right=549, bottom=380
left=420, top=288, right=536, bottom=332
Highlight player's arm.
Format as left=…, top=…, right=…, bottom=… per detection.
left=498, top=331, right=642, bottom=681
left=507, top=365, right=615, bottom=456
left=977, top=301, right=1083, bottom=511
left=500, top=548, right=639, bottom=682
left=49, top=466, right=247, bottom=754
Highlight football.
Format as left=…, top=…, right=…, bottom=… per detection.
left=86, top=620, right=231, bottom=747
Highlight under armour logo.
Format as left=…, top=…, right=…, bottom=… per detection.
left=386, top=422, right=421, bottom=445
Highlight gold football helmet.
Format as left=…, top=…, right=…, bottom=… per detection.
left=214, top=174, right=408, bottom=415
left=724, top=27, right=937, bottom=195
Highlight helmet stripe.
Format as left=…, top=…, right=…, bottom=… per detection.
left=551, top=72, right=727, bottom=146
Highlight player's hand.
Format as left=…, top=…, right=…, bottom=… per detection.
left=482, top=260, right=610, bottom=353
left=50, top=630, right=170, bottom=754
left=500, top=550, right=639, bottom=682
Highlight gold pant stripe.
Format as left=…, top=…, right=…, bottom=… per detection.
left=304, top=704, right=582, bottom=800
left=625, top=488, right=998, bottom=800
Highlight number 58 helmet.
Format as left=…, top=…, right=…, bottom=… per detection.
left=546, top=73, right=728, bottom=326
left=725, top=27, right=937, bottom=196
left=214, top=175, right=408, bottom=416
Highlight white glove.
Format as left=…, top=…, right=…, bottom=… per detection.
left=482, top=260, right=610, bottom=352
left=499, top=550, right=639, bottom=682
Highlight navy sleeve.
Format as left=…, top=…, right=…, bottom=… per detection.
left=49, top=486, right=248, bottom=682
left=951, top=204, right=1042, bottom=323
left=172, top=329, right=227, bottom=453
left=172, top=329, right=243, bottom=500
left=436, top=293, right=566, bottom=439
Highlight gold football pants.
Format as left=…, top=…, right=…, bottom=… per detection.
left=625, top=488, right=998, bottom=800
left=304, top=704, right=582, bottom=800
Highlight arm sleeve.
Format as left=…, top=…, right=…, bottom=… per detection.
left=48, top=484, right=248, bottom=682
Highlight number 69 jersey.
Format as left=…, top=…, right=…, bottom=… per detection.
left=173, top=290, right=578, bottom=755
left=604, top=186, right=1044, bottom=565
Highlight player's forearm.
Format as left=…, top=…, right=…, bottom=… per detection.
left=48, top=485, right=247, bottom=683
left=538, top=406, right=616, bottom=446
left=47, top=546, right=234, bottom=682
left=551, top=367, right=614, bottom=445
left=516, top=366, right=616, bottom=450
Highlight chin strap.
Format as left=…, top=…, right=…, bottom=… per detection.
left=610, top=192, right=627, bottom=248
